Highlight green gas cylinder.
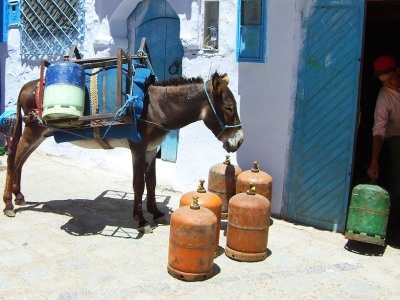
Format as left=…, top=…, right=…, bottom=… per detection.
left=345, top=184, right=390, bottom=246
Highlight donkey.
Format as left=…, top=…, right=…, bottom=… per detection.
left=3, top=72, right=243, bottom=233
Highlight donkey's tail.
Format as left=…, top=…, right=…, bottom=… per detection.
left=9, top=92, right=24, bottom=156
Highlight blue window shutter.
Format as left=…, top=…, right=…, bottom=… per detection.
left=237, top=0, right=266, bottom=62
left=8, top=1, right=20, bottom=25
left=1, top=0, right=9, bottom=43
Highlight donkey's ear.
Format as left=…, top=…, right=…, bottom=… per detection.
left=221, top=73, right=229, bottom=85
left=212, top=72, right=228, bottom=96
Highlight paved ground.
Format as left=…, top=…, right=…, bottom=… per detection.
left=0, top=152, right=399, bottom=300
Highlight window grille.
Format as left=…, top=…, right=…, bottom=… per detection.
left=20, top=0, right=85, bottom=56
left=241, top=0, right=262, bottom=26
left=203, top=0, right=219, bottom=51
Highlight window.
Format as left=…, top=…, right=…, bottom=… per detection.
left=203, top=0, right=219, bottom=51
left=20, top=0, right=85, bottom=56
left=8, top=0, right=20, bottom=25
left=1, top=0, right=8, bottom=43
left=237, top=0, right=266, bottom=62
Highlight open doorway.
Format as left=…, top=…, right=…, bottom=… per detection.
left=352, top=0, right=400, bottom=240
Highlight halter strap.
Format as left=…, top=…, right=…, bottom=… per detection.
left=138, top=118, right=170, bottom=132
left=203, top=82, right=242, bottom=138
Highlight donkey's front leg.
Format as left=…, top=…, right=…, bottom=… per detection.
left=131, top=149, right=153, bottom=234
left=145, top=153, right=166, bottom=224
left=132, top=179, right=153, bottom=234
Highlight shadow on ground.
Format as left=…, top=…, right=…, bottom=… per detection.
left=15, top=190, right=173, bottom=238
left=344, top=240, right=387, bottom=256
left=344, top=225, right=400, bottom=255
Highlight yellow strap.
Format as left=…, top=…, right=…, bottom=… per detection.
left=90, top=68, right=99, bottom=115
left=90, top=68, right=112, bottom=149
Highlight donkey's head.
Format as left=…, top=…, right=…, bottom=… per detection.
left=203, top=72, right=244, bottom=152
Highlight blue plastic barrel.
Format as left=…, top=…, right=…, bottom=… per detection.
left=42, top=62, right=85, bottom=126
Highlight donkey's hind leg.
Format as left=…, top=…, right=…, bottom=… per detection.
left=3, top=124, right=50, bottom=217
left=12, top=125, right=51, bottom=203
left=11, top=140, right=38, bottom=207
left=3, top=147, right=27, bottom=217
left=3, top=153, right=17, bottom=216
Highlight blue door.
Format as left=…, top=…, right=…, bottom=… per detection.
left=283, top=0, right=365, bottom=232
left=129, top=0, right=184, bottom=162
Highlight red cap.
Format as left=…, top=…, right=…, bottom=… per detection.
left=373, top=55, right=398, bottom=77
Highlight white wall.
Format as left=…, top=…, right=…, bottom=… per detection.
left=3, top=0, right=302, bottom=217
left=237, top=1, right=302, bottom=215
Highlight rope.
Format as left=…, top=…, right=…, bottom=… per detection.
left=102, top=94, right=138, bottom=138
left=137, top=50, right=157, bottom=80
left=37, top=119, right=93, bottom=140
left=34, top=81, right=42, bottom=113
left=93, top=127, right=101, bottom=139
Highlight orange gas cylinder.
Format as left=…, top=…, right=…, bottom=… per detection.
left=225, top=183, right=271, bottom=262
left=208, top=155, right=242, bottom=219
left=236, top=161, right=273, bottom=202
left=179, top=179, right=222, bottom=256
left=168, top=196, right=217, bottom=281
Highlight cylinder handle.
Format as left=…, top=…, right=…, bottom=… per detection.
left=197, top=179, right=206, bottom=193
left=251, top=161, right=260, bottom=173
left=190, top=196, right=201, bottom=210
left=246, top=182, right=256, bottom=195
left=223, top=155, right=231, bottom=165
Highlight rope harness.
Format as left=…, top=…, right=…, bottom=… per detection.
left=203, top=82, right=242, bottom=138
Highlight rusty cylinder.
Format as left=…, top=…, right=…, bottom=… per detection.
left=208, top=155, right=242, bottom=219
left=236, top=161, right=273, bottom=202
left=168, top=196, right=217, bottom=281
left=179, top=179, right=222, bottom=256
left=225, top=183, right=271, bottom=262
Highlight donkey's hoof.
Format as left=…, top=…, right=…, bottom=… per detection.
left=3, top=209, right=16, bottom=217
left=15, top=198, right=26, bottom=206
left=154, top=215, right=168, bottom=225
left=137, top=224, right=153, bottom=234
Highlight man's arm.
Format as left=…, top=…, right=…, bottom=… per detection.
left=367, top=135, right=384, bottom=179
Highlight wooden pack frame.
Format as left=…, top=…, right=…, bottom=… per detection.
left=37, top=38, right=152, bottom=129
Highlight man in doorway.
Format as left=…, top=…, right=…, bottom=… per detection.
left=367, top=55, right=400, bottom=242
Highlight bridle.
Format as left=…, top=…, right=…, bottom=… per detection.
left=203, top=82, right=242, bottom=138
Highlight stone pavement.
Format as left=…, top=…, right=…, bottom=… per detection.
left=0, top=152, right=399, bottom=300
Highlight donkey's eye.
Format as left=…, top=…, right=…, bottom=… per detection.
left=224, top=106, right=233, bottom=113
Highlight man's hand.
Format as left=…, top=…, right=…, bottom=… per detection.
left=367, top=160, right=379, bottom=179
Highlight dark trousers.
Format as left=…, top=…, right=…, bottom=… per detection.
left=387, top=136, right=400, bottom=231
